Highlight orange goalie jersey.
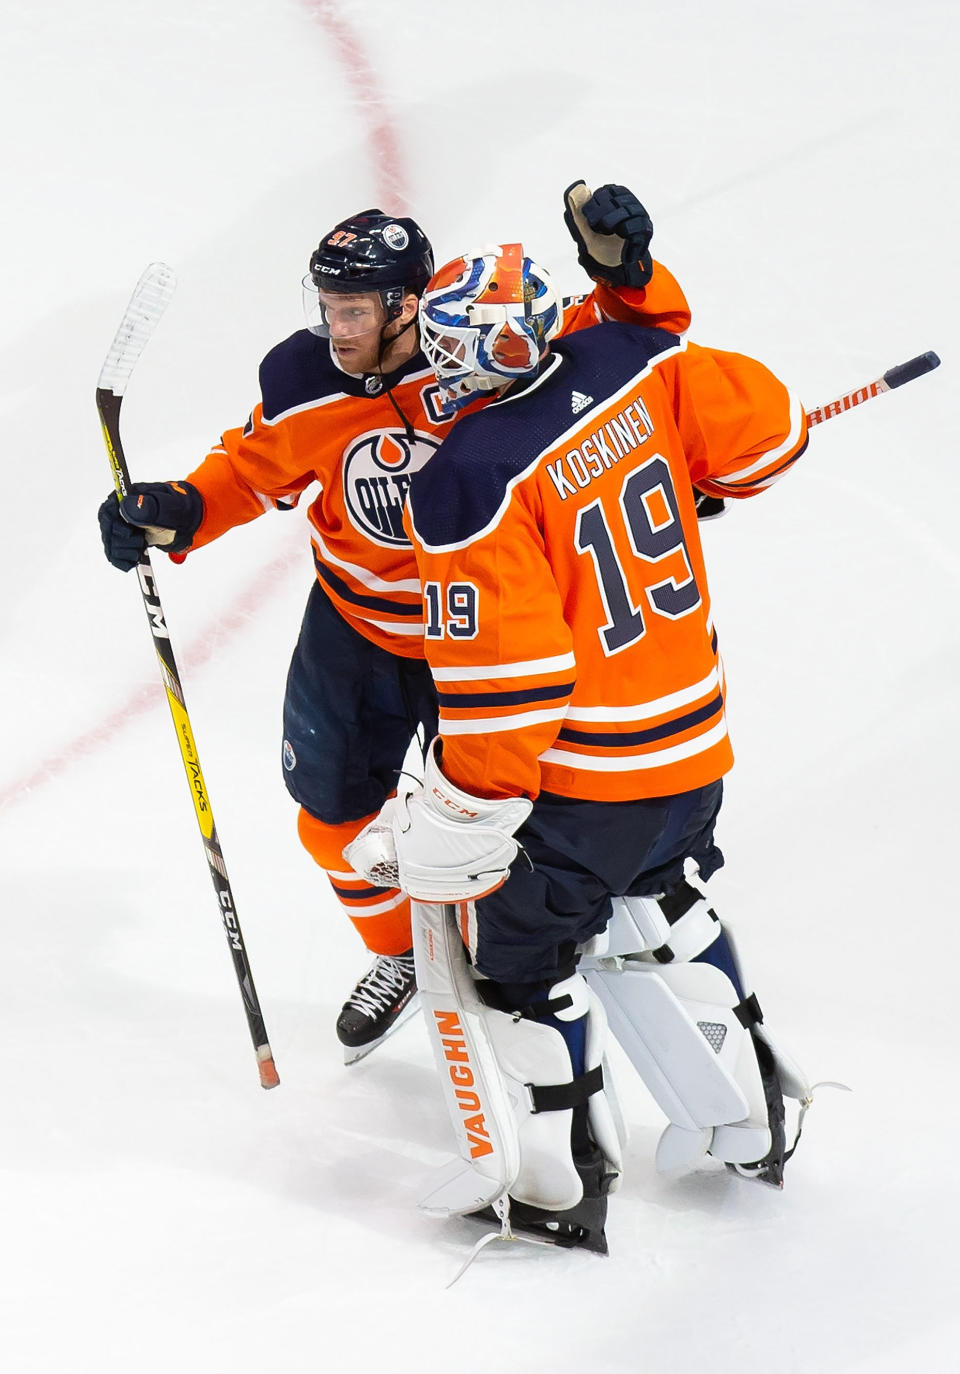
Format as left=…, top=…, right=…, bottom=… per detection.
left=181, top=269, right=692, bottom=656
left=405, top=323, right=809, bottom=802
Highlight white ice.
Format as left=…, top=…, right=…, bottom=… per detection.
left=1, top=1, right=958, bottom=1370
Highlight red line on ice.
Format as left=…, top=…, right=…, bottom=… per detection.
left=0, top=6, right=410, bottom=816
left=0, top=553, right=301, bottom=813
left=299, top=0, right=409, bottom=210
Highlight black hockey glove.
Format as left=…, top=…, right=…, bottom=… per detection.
left=98, top=481, right=203, bottom=571
left=694, top=490, right=727, bottom=521
left=563, top=181, right=654, bottom=289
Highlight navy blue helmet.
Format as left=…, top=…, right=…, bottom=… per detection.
left=307, top=209, right=434, bottom=322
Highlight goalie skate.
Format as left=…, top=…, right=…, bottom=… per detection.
left=464, top=1145, right=614, bottom=1255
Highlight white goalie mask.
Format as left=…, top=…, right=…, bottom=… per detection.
left=418, top=243, right=562, bottom=415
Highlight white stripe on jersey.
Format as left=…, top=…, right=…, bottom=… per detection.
left=351, top=616, right=425, bottom=635
left=540, top=717, right=729, bottom=771
left=431, top=652, right=577, bottom=683
left=339, top=891, right=408, bottom=917
left=261, top=389, right=350, bottom=426
left=439, top=707, right=570, bottom=735
left=310, top=528, right=422, bottom=594
left=564, top=667, right=720, bottom=723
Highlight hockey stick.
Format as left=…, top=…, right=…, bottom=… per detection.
left=805, top=350, right=940, bottom=426
left=96, top=262, right=279, bottom=1090
left=696, top=351, right=940, bottom=521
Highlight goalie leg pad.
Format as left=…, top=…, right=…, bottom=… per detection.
left=412, top=899, right=520, bottom=1216
left=581, top=884, right=809, bottom=1177
left=412, top=901, right=621, bottom=1219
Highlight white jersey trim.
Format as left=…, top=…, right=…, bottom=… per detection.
left=261, top=389, right=350, bottom=427
left=431, top=651, right=577, bottom=683
left=439, top=707, right=569, bottom=735
left=310, top=528, right=422, bottom=595
left=540, top=717, right=729, bottom=771
left=340, top=892, right=408, bottom=917
left=352, top=616, right=426, bottom=635
left=565, top=667, right=720, bottom=723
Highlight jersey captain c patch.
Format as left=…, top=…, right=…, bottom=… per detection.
left=342, top=429, right=440, bottom=547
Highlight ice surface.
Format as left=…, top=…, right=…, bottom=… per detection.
left=1, top=2, right=957, bottom=1370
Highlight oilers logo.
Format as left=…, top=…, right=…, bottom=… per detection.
left=381, top=223, right=410, bottom=252
left=343, top=429, right=440, bottom=546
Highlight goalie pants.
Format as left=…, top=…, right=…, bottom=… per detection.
left=281, top=582, right=438, bottom=953
left=474, top=780, right=725, bottom=985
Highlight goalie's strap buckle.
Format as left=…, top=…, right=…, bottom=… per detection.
left=651, top=881, right=720, bottom=963
left=735, top=992, right=763, bottom=1028
left=524, top=1064, right=604, bottom=1115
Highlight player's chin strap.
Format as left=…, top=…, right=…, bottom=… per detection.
left=377, top=319, right=419, bottom=440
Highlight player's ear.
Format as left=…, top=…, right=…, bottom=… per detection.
left=400, top=291, right=420, bottom=326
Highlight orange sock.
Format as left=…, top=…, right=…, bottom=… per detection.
left=297, top=807, right=413, bottom=956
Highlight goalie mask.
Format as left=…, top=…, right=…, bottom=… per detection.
left=419, top=244, right=562, bottom=414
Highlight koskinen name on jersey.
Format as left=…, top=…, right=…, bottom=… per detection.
left=547, top=396, right=655, bottom=499
left=343, top=429, right=441, bottom=546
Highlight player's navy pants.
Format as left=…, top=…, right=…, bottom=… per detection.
left=281, top=582, right=438, bottom=825
left=476, top=780, right=725, bottom=984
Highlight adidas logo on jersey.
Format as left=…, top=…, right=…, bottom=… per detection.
left=571, top=390, right=594, bottom=414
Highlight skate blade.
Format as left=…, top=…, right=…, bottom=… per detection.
left=448, top=1205, right=607, bottom=1286
left=341, top=993, right=421, bottom=1065
left=725, top=1159, right=784, bottom=1188
left=464, top=1204, right=609, bottom=1256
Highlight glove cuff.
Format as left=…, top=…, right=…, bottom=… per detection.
left=120, top=481, right=204, bottom=552
left=583, top=250, right=653, bottom=291
left=423, top=738, right=532, bottom=832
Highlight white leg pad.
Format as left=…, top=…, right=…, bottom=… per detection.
left=723, top=923, right=812, bottom=1103
left=412, top=901, right=620, bottom=1215
left=583, top=958, right=772, bottom=1171
left=584, top=990, right=628, bottom=1191
left=412, top=901, right=521, bottom=1215
left=478, top=1008, right=585, bottom=1210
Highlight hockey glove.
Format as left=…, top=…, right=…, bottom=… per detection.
left=344, top=739, right=533, bottom=904
left=98, top=481, right=204, bottom=571
left=695, top=490, right=727, bottom=521
left=563, top=181, right=654, bottom=289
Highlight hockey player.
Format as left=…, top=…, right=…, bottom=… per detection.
left=347, top=240, right=812, bottom=1250
left=97, top=186, right=692, bottom=1062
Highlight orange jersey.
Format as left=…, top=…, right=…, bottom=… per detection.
left=183, top=265, right=691, bottom=656
left=405, top=324, right=808, bottom=802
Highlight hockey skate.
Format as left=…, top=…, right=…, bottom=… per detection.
left=465, top=1146, right=614, bottom=1257
left=336, top=950, right=420, bottom=1064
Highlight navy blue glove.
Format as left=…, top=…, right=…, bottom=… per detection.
left=98, top=481, right=203, bottom=571
left=563, top=181, right=654, bottom=289
left=694, top=490, right=727, bottom=521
